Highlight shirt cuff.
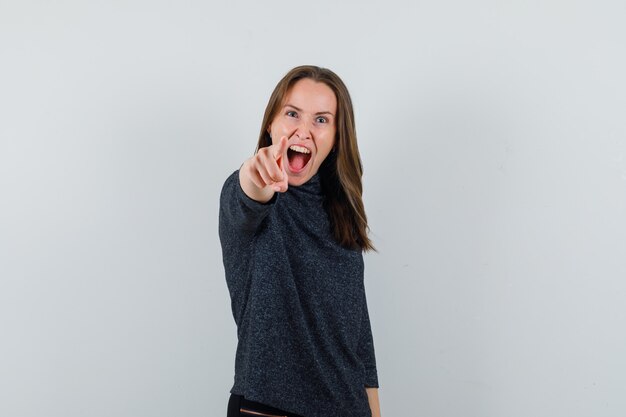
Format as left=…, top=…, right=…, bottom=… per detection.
left=364, top=367, right=379, bottom=388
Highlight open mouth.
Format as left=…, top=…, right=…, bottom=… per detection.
left=287, top=145, right=312, bottom=173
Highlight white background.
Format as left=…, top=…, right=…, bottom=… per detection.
left=1, top=1, right=625, bottom=416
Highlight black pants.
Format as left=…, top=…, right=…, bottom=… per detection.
left=227, top=393, right=305, bottom=417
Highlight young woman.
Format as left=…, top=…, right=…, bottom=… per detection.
left=220, top=65, right=381, bottom=417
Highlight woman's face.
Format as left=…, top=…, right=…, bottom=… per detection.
left=268, top=78, right=337, bottom=187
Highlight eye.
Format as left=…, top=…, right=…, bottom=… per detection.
left=286, top=110, right=298, bottom=118
left=316, top=116, right=328, bottom=124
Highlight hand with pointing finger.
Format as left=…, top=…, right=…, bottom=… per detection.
left=239, top=136, right=290, bottom=203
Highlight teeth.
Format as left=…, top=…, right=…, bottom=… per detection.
left=289, top=145, right=311, bottom=154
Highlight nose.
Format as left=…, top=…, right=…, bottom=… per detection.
left=294, top=118, right=312, bottom=140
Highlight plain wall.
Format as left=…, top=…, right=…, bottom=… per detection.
left=1, top=1, right=625, bottom=416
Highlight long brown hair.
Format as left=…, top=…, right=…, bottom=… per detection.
left=256, top=65, right=375, bottom=251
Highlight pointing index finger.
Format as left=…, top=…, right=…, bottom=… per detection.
left=273, top=136, right=289, bottom=160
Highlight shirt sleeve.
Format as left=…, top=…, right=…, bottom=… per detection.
left=219, top=170, right=277, bottom=324
left=219, top=169, right=276, bottom=241
left=357, top=288, right=380, bottom=388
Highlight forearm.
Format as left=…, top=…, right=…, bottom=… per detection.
left=366, top=387, right=381, bottom=417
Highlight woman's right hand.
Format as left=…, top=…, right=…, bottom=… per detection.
left=239, top=136, right=290, bottom=203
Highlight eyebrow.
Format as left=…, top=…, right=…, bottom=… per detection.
left=284, top=104, right=335, bottom=117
